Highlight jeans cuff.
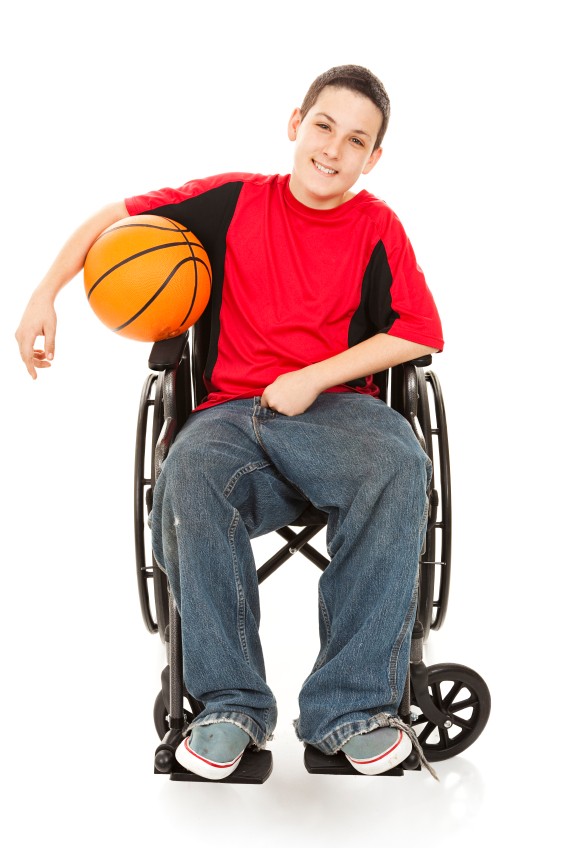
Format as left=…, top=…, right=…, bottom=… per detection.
left=293, top=711, right=396, bottom=756
left=188, top=711, right=273, bottom=750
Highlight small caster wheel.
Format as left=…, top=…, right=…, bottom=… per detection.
left=154, top=748, right=175, bottom=773
left=411, top=663, right=491, bottom=761
left=402, top=749, right=421, bottom=770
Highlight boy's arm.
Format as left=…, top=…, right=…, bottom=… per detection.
left=261, top=333, right=438, bottom=416
left=15, top=200, right=129, bottom=379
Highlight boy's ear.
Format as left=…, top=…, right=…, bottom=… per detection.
left=288, top=107, right=302, bottom=141
left=362, top=146, right=383, bottom=175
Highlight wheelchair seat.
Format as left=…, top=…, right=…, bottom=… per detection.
left=134, top=321, right=490, bottom=782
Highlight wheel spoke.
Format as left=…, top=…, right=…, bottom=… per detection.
left=418, top=721, right=438, bottom=745
left=450, top=694, right=479, bottom=713
left=450, top=713, right=474, bottom=732
left=442, top=680, right=463, bottom=708
left=439, top=726, right=451, bottom=749
left=431, top=681, right=443, bottom=706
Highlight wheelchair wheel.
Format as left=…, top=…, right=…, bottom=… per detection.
left=417, top=370, right=452, bottom=639
left=410, top=663, right=491, bottom=762
left=416, top=370, right=435, bottom=639
left=426, top=372, right=451, bottom=632
left=134, top=372, right=170, bottom=639
left=149, top=373, right=170, bottom=639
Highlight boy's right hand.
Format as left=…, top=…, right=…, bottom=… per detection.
left=14, top=200, right=129, bottom=380
left=15, top=293, right=57, bottom=379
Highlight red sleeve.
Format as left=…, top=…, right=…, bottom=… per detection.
left=382, top=213, right=444, bottom=351
left=124, top=173, right=254, bottom=217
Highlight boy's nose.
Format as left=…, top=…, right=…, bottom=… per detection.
left=322, top=140, right=341, bottom=159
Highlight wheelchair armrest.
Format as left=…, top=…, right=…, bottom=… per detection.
left=148, top=332, right=190, bottom=372
left=404, top=354, right=432, bottom=368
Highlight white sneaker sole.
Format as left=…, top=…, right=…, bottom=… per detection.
left=175, top=736, right=246, bottom=780
left=344, top=730, right=412, bottom=775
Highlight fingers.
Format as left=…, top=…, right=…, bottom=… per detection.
left=16, top=332, right=54, bottom=379
left=15, top=305, right=57, bottom=379
left=25, top=358, right=38, bottom=380
left=43, top=320, right=56, bottom=362
left=33, top=349, right=53, bottom=367
left=22, top=349, right=52, bottom=380
left=15, top=329, right=36, bottom=379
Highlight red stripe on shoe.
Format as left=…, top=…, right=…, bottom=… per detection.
left=348, top=731, right=403, bottom=765
left=183, top=739, right=245, bottom=769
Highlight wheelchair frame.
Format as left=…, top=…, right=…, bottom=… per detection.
left=134, top=327, right=490, bottom=782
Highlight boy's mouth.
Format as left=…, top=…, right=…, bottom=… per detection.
left=312, top=159, right=338, bottom=176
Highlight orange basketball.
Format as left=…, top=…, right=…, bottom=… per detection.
left=83, top=215, right=212, bottom=342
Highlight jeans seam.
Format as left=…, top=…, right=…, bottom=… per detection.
left=387, top=581, right=418, bottom=703
left=418, top=463, right=432, bottom=551
left=228, top=509, right=250, bottom=666
left=251, top=411, right=270, bottom=454
left=223, top=460, right=271, bottom=499
left=313, top=585, right=332, bottom=672
left=251, top=407, right=314, bottom=504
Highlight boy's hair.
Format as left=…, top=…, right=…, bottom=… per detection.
left=300, top=65, right=390, bottom=150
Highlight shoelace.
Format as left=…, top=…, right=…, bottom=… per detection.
left=386, top=715, right=439, bottom=781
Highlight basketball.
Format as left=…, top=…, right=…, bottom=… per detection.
left=83, top=215, right=212, bottom=342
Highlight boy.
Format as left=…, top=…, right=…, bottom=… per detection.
left=16, top=65, right=443, bottom=780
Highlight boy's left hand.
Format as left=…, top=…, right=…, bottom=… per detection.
left=261, top=367, right=322, bottom=416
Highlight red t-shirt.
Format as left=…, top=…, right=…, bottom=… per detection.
left=125, top=173, right=443, bottom=410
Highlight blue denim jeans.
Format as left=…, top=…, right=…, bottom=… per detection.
left=151, top=393, right=431, bottom=755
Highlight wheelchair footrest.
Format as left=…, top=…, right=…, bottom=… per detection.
left=160, top=748, right=273, bottom=784
left=304, top=744, right=404, bottom=776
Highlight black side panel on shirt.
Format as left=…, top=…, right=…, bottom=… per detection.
left=142, top=181, right=244, bottom=398
left=347, top=240, right=400, bottom=389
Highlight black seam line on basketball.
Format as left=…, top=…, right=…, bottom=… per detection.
left=113, top=256, right=196, bottom=332
left=97, top=223, right=192, bottom=236
left=177, top=273, right=199, bottom=329
left=87, top=243, right=196, bottom=300
left=168, top=218, right=195, bottom=250
left=91, top=222, right=192, bottom=248
left=176, top=258, right=212, bottom=328
left=167, top=219, right=200, bottom=330
left=171, top=258, right=211, bottom=330
left=166, top=220, right=212, bottom=286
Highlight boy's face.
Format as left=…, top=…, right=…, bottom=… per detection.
left=288, top=86, right=383, bottom=210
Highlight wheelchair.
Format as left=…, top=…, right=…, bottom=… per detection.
left=134, top=319, right=491, bottom=782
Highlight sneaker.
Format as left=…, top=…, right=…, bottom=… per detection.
left=341, top=727, right=412, bottom=776
left=175, top=722, right=250, bottom=781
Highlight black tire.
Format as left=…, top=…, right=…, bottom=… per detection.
left=411, top=663, right=491, bottom=761
left=150, top=374, right=170, bottom=640
left=134, top=371, right=170, bottom=640
left=417, top=370, right=452, bottom=639
left=134, top=374, right=159, bottom=634
left=416, top=368, right=435, bottom=640
left=154, top=691, right=169, bottom=739
left=153, top=690, right=194, bottom=740
left=426, top=372, right=451, bottom=631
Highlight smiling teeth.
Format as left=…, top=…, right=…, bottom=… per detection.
left=314, top=161, right=337, bottom=175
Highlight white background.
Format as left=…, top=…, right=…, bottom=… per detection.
left=2, top=1, right=563, bottom=845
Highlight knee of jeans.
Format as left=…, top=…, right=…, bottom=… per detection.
left=158, top=440, right=211, bottom=502
left=378, top=437, right=429, bottom=489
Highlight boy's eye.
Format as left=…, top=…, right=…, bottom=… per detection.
left=317, top=123, right=330, bottom=131
left=351, top=137, right=364, bottom=147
